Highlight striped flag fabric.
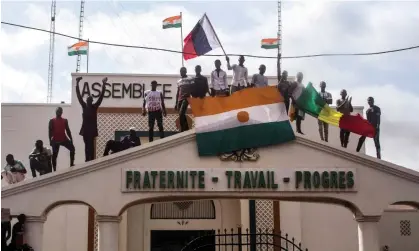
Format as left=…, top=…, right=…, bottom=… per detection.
left=183, top=14, right=221, bottom=61
left=162, top=15, right=182, bottom=29
left=188, top=86, right=295, bottom=156
left=261, top=38, right=279, bottom=49
left=68, top=41, right=88, bottom=56
left=292, top=83, right=375, bottom=137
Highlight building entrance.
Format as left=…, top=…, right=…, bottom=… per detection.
left=151, top=230, right=215, bottom=251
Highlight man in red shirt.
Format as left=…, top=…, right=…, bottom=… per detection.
left=48, top=107, right=75, bottom=171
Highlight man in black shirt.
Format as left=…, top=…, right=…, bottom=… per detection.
left=2, top=215, right=11, bottom=251
left=191, top=65, right=209, bottom=98
left=277, top=71, right=290, bottom=114
left=76, top=76, right=106, bottom=162
left=9, top=214, right=25, bottom=251
left=356, top=97, right=381, bottom=159
left=103, top=128, right=141, bottom=156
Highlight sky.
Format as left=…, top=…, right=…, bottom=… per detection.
left=1, top=0, right=419, bottom=171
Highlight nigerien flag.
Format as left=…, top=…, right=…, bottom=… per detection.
left=291, top=82, right=375, bottom=138
left=188, top=86, right=295, bottom=156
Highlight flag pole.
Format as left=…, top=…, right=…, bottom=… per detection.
left=87, top=39, right=90, bottom=73
left=204, top=13, right=227, bottom=57
left=180, top=12, right=184, bottom=67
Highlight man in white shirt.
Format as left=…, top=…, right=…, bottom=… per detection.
left=2, top=154, right=26, bottom=184
left=318, top=81, right=333, bottom=142
left=226, top=55, right=249, bottom=94
left=209, top=60, right=229, bottom=97
left=251, top=64, right=268, bottom=88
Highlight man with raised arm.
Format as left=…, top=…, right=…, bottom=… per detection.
left=318, top=81, right=333, bottom=142
left=175, top=67, right=194, bottom=132
left=356, top=97, right=381, bottom=159
left=143, top=80, right=167, bottom=142
left=49, top=107, right=75, bottom=170
left=76, top=76, right=107, bottom=162
left=209, top=59, right=229, bottom=97
left=336, top=89, right=353, bottom=148
left=226, top=55, right=249, bottom=94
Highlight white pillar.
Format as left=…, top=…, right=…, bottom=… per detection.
left=25, top=216, right=46, bottom=251
left=356, top=216, right=381, bottom=251
left=97, top=215, right=121, bottom=251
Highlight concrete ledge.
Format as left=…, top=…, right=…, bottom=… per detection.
left=2, top=131, right=419, bottom=198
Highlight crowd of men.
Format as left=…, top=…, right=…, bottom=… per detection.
left=2, top=55, right=382, bottom=187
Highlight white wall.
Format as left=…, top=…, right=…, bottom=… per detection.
left=379, top=210, right=419, bottom=251
left=43, top=205, right=88, bottom=251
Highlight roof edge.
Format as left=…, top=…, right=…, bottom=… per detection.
left=3, top=131, right=418, bottom=197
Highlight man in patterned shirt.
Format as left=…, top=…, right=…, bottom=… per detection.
left=318, top=81, right=333, bottom=142
left=175, top=67, right=194, bottom=132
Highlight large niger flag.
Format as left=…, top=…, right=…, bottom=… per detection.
left=293, top=82, right=375, bottom=137
left=188, top=86, right=295, bottom=156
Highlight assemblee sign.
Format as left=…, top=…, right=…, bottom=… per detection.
left=121, top=168, right=356, bottom=193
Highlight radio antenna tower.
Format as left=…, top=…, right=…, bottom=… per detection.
left=47, top=0, right=56, bottom=103
left=76, top=0, right=85, bottom=72
left=277, top=0, right=282, bottom=81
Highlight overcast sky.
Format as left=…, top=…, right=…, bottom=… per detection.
left=1, top=0, right=419, bottom=171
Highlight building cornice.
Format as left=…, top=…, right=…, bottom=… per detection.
left=2, top=131, right=419, bottom=197
left=295, top=135, right=419, bottom=183
left=355, top=215, right=381, bottom=222
left=96, top=215, right=122, bottom=223
left=25, top=216, right=47, bottom=223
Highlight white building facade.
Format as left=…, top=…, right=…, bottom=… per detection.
left=2, top=73, right=419, bottom=251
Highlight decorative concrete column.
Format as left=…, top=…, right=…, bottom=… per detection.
left=356, top=215, right=381, bottom=251
left=97, top=215, right=121, bottom=251
left=25, top=216, right=46, bottom=251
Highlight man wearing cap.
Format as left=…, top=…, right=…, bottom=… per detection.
left=318, top=81, right=333, bottom=142
left=103, top=128, right=141, bottom=156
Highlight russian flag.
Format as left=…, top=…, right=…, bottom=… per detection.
left=183, top=14, right=221, bottom=60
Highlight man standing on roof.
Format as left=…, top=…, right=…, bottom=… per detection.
left=209, top=59, right=229, bottom=97
left=226, top=55, right=249, bottom=94
left=76, top=76, right=106, bottom=162
left=143, top=80, right=167, bottom=142
left=336, top=89, right=353, bottom=148
left=49, top=107, right=75, bottom=170
left=191, top=65, right=210, bottom=99
left=356, top=97, right=381, bottom=159
left=289, top=72, right=306, bottom=134
left=278, top=70, right=290, bottom=114
left=251, top=64, right=268, bottom=88
left=175, top=67, right=194, bottom=132
left=318, top=81, right=333, bottom=142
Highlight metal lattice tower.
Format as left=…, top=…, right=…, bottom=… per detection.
left=76, top=0, right=85, bottom=73
left=47, top=0, right=57, bottom=103
left=277, top=0, right=282, bottom=79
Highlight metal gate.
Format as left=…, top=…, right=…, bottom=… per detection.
left=181, top=228, right=308, bottom=251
